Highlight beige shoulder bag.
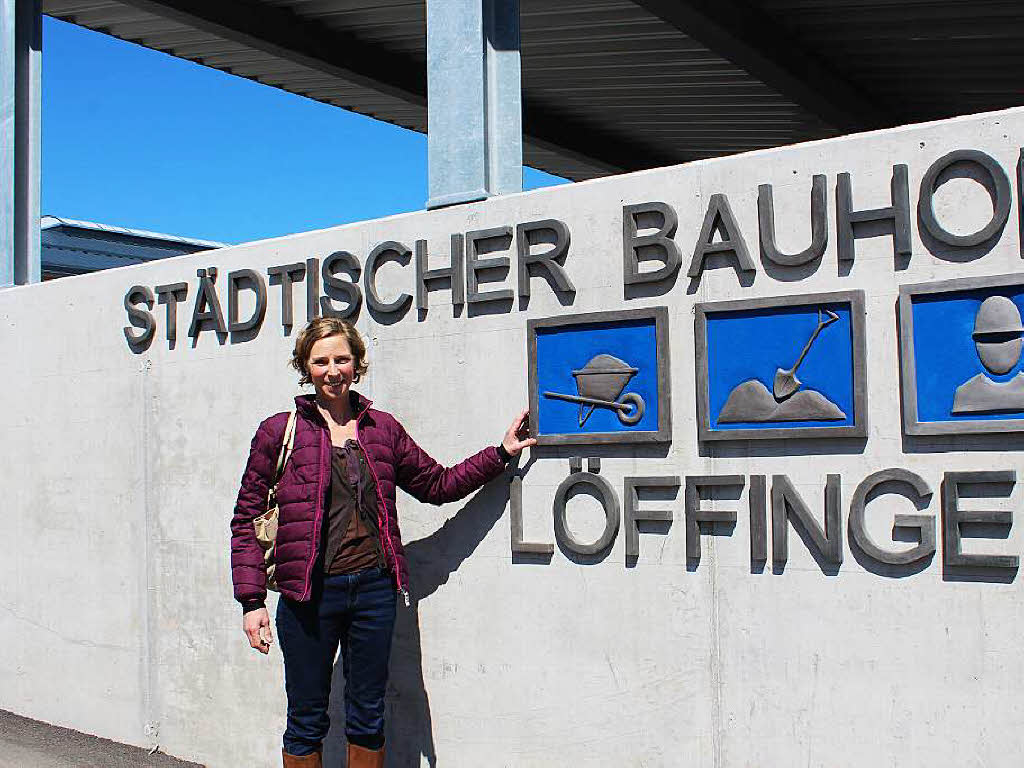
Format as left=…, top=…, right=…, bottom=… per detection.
left=253, top=411, right=297, bottom=592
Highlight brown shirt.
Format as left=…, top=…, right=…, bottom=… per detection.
left=322, top=440, right=384, bottom=575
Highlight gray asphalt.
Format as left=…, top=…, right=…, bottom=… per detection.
left=0, top=710, right=204, bottom=768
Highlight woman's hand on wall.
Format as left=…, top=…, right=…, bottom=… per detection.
left=243, top=607, right=274, bottom=654
left=501, top=409, right=537, bottom=457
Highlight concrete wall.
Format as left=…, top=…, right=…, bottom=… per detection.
left=3, top=108, right=1024, bottom=767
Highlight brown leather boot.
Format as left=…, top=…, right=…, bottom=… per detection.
left=282, top=748, right=322, bottom=767
left=347, top=743, right=385, bottom=768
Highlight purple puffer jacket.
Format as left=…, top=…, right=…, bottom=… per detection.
left=230, top=392, right=507, bottom=607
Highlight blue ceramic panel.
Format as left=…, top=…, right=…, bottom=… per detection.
left=535, top=318, right=659, bottom=436
left=706, top=302, right=855, bottom=431
left=911, top=288, right=1024, bottom=423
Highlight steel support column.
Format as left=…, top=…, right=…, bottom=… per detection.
left=1, top=0, right=40, bottom=288
left=14, top=0, right=41, bottom=284
left=1, top=0, right=14, bottom=286
left=426, top=0, right=522, bottom=209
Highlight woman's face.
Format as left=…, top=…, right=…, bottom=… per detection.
left=307, top=335, right=357, bottom=404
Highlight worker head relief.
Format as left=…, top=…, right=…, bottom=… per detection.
left=972, top=295, right=1024, bottom=375
left=947, top=294, right=1024, bottom=416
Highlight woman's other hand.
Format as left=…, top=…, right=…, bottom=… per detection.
left=501, top=409, right=538, bottom=457
left=243, top=607, right=274, bottom=654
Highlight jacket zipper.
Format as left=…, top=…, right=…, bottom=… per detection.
left=356, top=407, right=410, bottom=606
left=352, top=445, right=386, bottom=567
left=300, top=419, right=330, bottom=602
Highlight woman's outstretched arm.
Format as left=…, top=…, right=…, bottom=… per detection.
left=395, top=410, right=536, bottom=504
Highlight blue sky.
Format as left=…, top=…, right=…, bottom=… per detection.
left=41, top=16, right=567, bottom=244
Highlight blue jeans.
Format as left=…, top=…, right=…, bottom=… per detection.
left=277, top=567, right=397, bottom=755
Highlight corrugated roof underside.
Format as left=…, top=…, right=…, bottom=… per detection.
left=42, top=1, right=427, bottom=123
left=753, top=0, right=1024, bottom=119
left=520, top=0, right=831, bottom=163
left=43, top=0, right=826, bottom=181
left=48, top=1, right=1024, bottom=181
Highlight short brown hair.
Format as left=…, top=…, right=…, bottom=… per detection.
left=290, top=317, right=368, bottom=387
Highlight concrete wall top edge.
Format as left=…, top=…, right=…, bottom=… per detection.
left=9, top=104, right=1022, bottom=299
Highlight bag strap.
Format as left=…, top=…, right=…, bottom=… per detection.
left=267, top=411, right=297, bottom=506
left=274, top=411, right=298, bottom=481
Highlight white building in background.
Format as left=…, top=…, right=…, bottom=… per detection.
left=40, top=216, right=227, bottom=280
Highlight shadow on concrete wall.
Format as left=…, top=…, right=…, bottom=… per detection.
left=322, top=476, right=511, bottom=767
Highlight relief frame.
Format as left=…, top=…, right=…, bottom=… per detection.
left=527, top=306, right=672, bottom=446
left=695, top=290, right=868, bottom=441
left=899, top=273, right=1024, bottom=436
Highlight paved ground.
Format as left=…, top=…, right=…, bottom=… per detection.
left=0, top=710, right=204, bottom=768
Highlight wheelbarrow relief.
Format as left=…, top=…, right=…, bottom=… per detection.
left=528, top=307, right=671, bottom=445
left=543, top=353, right=645, bottom=427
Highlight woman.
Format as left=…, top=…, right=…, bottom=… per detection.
left=230, top=317, right=534, bottom=768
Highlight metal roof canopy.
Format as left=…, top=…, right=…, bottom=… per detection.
left=40, top=0, right=1024, bottom=183
left=7, top=0, right=1024, bottom=286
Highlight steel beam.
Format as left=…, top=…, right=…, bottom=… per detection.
left=426, top=0, right=523, bottom=209
left=118, top=0, right=427, bottom=108
left=631, top=0, right=897, bottom=132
